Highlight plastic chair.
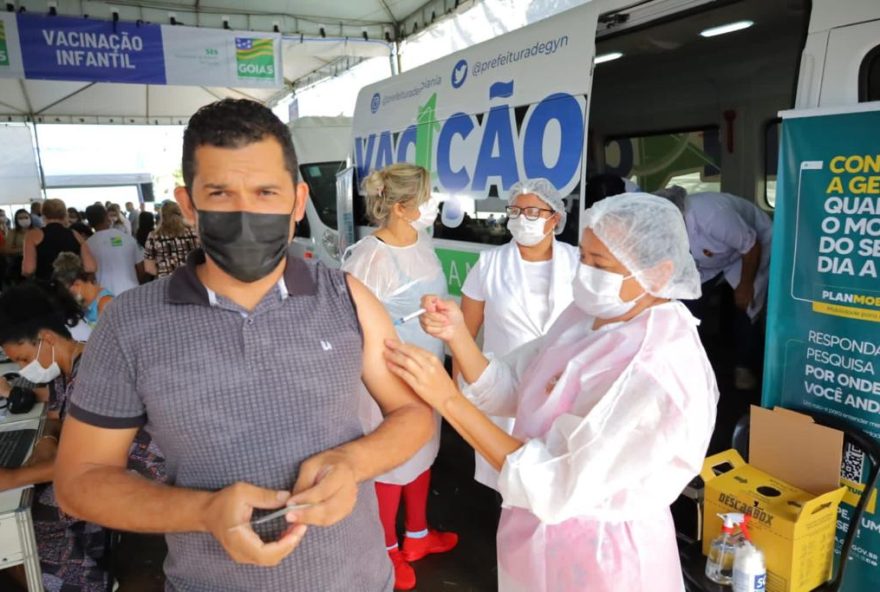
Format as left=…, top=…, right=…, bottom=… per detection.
left=713, top=410, right=880, bottom=592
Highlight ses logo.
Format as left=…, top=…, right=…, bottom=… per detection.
left=370, top=92, right=381, bottom=114
left=235, top=38, right=275, bottom=80
left=451, top=59, right=468, bottom=89
left=355, top=81, right=585, bottom=199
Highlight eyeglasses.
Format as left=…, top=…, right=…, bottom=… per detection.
left=505, top=206, right=555, bottom=221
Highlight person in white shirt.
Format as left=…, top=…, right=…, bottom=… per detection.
left=125, top=201, right=141, bottom=236
left=85, top=204, right=143, bottom=296
left=657, top=187, right=772, bottom=390
left=460, top=178, right=579, bottom=491
left=342, top=163, right=457, bottom=591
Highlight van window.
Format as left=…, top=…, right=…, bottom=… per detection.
left=300, top=162, right=343, bottom=230
left=764, top=119, right=780, bottom=208
left=603, top=128, right=722, bottom=194
left=432, top=192, right=512, bottom=247
left=859, top=44, right=880, bottom=102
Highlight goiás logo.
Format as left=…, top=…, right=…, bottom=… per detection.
left=235, top=38, right=275, bottom=80
left=370, top=92, right=381, bottom=114
left=354, top=80, right=586, bottom=200
left=451, top=59, right=468, bottom=89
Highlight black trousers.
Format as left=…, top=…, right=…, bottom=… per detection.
left=683, top=275, right=765, bottom=371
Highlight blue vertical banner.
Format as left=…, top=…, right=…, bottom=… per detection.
left=763, top=105, right=880, bottom=592
left=17, top=14, right=166, bottom=83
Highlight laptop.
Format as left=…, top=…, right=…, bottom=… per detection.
left=0, top=429, right=38, bottom=468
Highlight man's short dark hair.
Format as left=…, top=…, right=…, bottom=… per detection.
left=182, top=99, right=298, bottom=191
left=86, top=204, right=108, bottom=227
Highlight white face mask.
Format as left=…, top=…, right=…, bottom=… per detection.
left=507, top=216, right=551, bottom=247
left=410, top=198, right=439, bottom=232
left=19, top=339, right=62, bottom=384
left=572, top=263, right=646, bottom=319
left=17, top=217, right=31, bottom=229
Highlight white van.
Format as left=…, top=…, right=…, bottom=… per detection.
left=287, top=116, right=351, bottom=263
left=297, top=0, right=879, bottom=296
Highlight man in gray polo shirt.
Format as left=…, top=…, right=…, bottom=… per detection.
left=53, top=99, right=434, bottom=591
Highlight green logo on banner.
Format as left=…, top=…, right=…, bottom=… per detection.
left=435, top=248, right=479, bottom=297
left=235, top=38, right=275, bottom=80
left=0, top=22, right=9, bottom=67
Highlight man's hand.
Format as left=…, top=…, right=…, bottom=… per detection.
left=734, top=281, right=754, bottom=311
left=0, top=377, right=12, bottom=398
left=287, top=450, right=359, bottom=527
left=201, top=482, right=307, bottom=566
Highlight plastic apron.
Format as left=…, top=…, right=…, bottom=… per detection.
left=342, top=233, right=447, bottom=485
left=464, top=240, right=578, bottom=489
left=464, top=303, right=717, bottom=591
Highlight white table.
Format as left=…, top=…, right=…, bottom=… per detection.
left=0, top=361, right=46, bottom=592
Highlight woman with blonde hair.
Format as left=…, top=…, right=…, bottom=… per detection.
left=341, top=163, right=457, bottom=591
left=143, top=201, right=199, bottom=278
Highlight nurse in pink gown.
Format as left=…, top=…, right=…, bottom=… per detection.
left=385, top=193, right=719, bottom=592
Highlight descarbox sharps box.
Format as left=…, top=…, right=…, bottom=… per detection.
left=700, top=406, right=847, bottom=592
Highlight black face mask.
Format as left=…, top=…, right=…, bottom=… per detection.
left=197, top=210, right=292, bottom=283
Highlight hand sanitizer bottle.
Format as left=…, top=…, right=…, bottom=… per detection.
left=706, top=513, right=745, bottom=585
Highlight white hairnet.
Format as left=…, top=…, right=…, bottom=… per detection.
left=653, top=185, right=687, bottom=214
left=584, top=193, right=701, bottom=300
left=508, top=178, right=567, bottom=235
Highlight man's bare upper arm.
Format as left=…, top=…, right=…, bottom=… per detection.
left=56, top=417, right=139, bottom=480
left=345, top=274, right=425, bottom=416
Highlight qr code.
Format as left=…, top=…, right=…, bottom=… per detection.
left=841, top=441, right=865, bottom=483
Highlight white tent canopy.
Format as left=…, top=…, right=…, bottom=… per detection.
left=0, top=0, right=443, bottom=122
left=0, top=37, right=392, bottom=124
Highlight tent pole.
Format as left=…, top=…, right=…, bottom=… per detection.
left=391, top=40, right=401, bottom=76
left=29, top=120, right=48, bottom=199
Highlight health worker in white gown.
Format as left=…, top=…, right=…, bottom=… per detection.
left=342, top=163, right=457, bottom=592
left=460, top=178, right=579, bottom=491
left=385, top=193, right=719, bottom=592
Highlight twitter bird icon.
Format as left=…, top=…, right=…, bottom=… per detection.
left=451, top=59, right=468, bottom=89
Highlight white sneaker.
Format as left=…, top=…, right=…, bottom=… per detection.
left=734, top=366, right=758, bottom=390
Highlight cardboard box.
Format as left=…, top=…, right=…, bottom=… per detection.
left=701, top=406, right=847, bottom=592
